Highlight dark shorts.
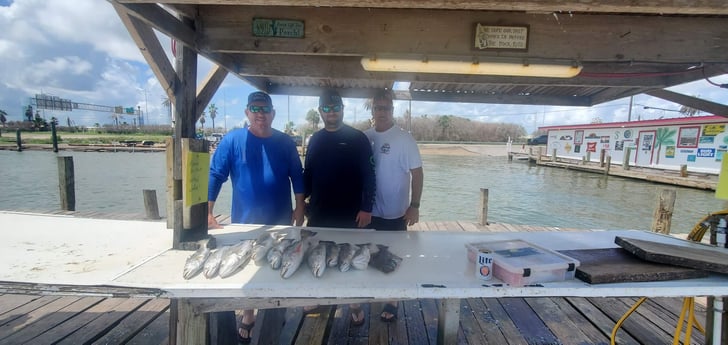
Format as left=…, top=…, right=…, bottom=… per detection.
left=370, top=216, right=407, bottom=231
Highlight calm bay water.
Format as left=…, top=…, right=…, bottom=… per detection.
left=1, top=150, right=724, bottom=233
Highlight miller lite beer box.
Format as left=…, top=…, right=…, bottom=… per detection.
left=466, top=239, right=579, bottom=286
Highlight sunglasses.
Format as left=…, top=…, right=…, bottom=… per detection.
left=374, top=105, right=393, bottom=112
left=248, top=105, right=273, bottom=113
left=320, top=105, right=343, bottom=113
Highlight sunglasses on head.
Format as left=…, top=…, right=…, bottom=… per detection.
left=248, top=105, right=273, bottom=113
left=320, top=105, right=343, bottom=113
left=374, top=105, right=393, bottom=112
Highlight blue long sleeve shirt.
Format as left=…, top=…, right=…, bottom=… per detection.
left=208, top=128, right=303, bottom=225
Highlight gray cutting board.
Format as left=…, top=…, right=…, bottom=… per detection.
left=559, top=248, right=708, bottom=284
left=615, top=236, right=728, bottom=274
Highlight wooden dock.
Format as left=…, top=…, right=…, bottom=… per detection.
left=0, top=213, right=710, bottom=345
left=509, top=150, right=718, bottom=191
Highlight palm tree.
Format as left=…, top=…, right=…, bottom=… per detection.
left=199, top=111, right=206, bottom=131
left=437, top=115, right=451, bottom=141
left=0, top=109, right=7, bottom=127
left=284, top=121, right=295, bottom=135
left=208, top=104, right=218, bottom=130
left=306, top=109, right=320, bottom=131
left=654, top=127, right=677, bottom=165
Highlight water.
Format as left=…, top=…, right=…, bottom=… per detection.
left=1, top=150, right=724, bottom=233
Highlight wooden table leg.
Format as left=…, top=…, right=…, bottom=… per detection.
left=175, top=298, right=209, bottom=345
left=437, top=298, right=460, bottom=345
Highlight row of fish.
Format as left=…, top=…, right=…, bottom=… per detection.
left=183, top=229, right=401, bottom=280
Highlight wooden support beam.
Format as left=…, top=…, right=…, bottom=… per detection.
left=195, top=65, right=228, bottom=121
left=645, top=89, right=728, bottom=117
left=437, top=298, right=460, bottom=345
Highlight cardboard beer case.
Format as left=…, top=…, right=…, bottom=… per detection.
left=465, top=239, right=580, bottom=286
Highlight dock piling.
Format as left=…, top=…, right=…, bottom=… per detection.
left=623, top=147, right=632, bottom=170
left=57, top=156, right=75, bottom=211
left=16, top=129, right=22, bottom=152
left=143, top=189, right=161, bottom=219
left=651, top=189, right=676, bottom=234
left=478, top=188, right=489, bottom=226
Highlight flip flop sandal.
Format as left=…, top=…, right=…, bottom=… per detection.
left=380, top=303, right=398, bottom=322
left=350, top=306, right=365, bottom=327
left=237, top=320, right=255, bottom=344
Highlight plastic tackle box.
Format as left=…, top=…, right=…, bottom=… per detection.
left=465, top=239, right=580, bottom=286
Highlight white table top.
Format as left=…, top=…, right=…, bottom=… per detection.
left=3, top=211, right=728, bottom=301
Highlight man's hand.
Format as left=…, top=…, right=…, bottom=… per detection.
left=356, top=211, right=372, bottom=228
left=404, top=207, right=419, bottom=226
left=207, top=213, right=223, bottom=229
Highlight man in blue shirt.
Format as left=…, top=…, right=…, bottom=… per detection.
left=208, top=91, right=304, bottom=343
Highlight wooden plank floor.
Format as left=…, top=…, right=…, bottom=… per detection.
left=0, top=216, right=710, bottom=344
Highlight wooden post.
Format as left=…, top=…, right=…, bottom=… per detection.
left=143, top=189, right=161, bottom=219
left=478, top=188, right=488, bottom=226
left=507, top=153, right=513, bottom=161
left=651, top=189, right=676, bottom=234
left=437, top=299, right=460, bottom=345
left=57, top=156, right=75, bottom=211
left=623, top=147, right=631, bottom=171
left=537, top=147, right=542, bottom=164
left=585, top=151, right=591, bottom=163
left=51, top=121, right=59, bottom=153
left=552, top=148, right=557, bottom=162
left=599, top=149, right=605, bottom=167
left=16, top=129, right=22, bottom=152
left=680, top=164, right=688, bottom=177
left=604, top=156, right=611, bottom=175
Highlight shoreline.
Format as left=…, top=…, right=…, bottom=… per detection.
left=1, top=142, right=513, bottom=156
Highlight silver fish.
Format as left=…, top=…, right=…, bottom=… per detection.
left=325, top=241, right=340, bottom=267
left=218, top=240, right=255, bottom=278
left=307, top=241, right=327, bottom=277
left=182, top=246, right=211, bottom=279
left=280, top=237, right=314, bottom=279
left=352, top=243, right=372, bottom=270
left=338, top=243, right=357, bottom=272
left=267, top=238, right=294, bottom=270
left=251, top=232, right=278, bottom=265
left=203, top=246, right=231, bottom=278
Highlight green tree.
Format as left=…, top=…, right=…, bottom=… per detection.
left=437, top=115, right=451, bottom=141
left=208, top=104, right=218, bottom=130
left=306, top=108, right=320, bottom=131
left=199, top=111, right=206, bottom=130
left=284, top=120, right=295, bottom=135
left=0, top=109, right=7, bottom=127
left=654, top=127, right=677, bottom=165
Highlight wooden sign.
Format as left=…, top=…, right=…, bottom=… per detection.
left=253, top=18, right=305, bottom=38
left=474, top=24, right=528, bottom=50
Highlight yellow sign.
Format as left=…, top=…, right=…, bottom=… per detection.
left=716, top=158, right=728, bottom=200
left=183, top=151, right=210, bottom=207
left=703, top=124, right=725, bottom=136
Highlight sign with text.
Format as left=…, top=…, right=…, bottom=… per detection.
left=474, top=24, right=529, bottom=50
left=183, top=151, right=210, bottom=207
left=703, top=124, right=725, bottom=136
left=253, top=18, right=305, bottom=38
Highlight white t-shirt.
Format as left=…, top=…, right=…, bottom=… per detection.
left=364, top=126, right=422, bottom=219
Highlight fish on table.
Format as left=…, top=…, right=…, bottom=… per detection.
left=280, top=231, right=316, bottom=279
left=251, top=232, right=280, bottom=265
left=182, top=246, right=211, bottom=280
left=307, top=241, right=328, bottom=277
left=338, top=243, right=357, bottom=272
left=325, top=241, right=340, bottom=268
left=267, top=238, right=294, bottom=270
left=203, top=246, right=231, bottom=279
left=351, top=243, right=372, bottom=270
left=219, top=239, right=255, bottom=278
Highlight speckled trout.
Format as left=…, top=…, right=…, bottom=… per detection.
left=218, top=239, right=255, bottom=278
left=307, top=241, right=327, bottom=277
left=182, top=246, right=210, bottom=279
left=203, top=246, right=231, bottom=278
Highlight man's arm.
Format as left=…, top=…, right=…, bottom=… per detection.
left=292, top=193, right=305, bottom=226
left=404, top=167, right=423, bottom=226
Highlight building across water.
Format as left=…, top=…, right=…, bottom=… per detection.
left=538, top=115, right=728, bottom=174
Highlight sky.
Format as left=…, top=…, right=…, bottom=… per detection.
left=1, top=0, right=727, bottom=135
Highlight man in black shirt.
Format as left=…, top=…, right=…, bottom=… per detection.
left=303, top=89, right=376, bottom=326
left=304, top=89, right=376, bottom=228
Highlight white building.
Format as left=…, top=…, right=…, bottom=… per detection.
left=538, top=115, right=728, bottom=174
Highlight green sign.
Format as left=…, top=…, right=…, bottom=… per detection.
left=252, top=18, right=304, bottom=38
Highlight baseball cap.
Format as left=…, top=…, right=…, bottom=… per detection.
left=319, top=89, right=343, bottom=107
left=248, top=91, right=272, bottom=105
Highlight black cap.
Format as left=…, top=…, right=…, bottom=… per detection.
left=319, top=89, right=343, bottom=107
left=248, top=91, right=272, bottom=106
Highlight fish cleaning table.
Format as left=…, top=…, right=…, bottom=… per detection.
left=2, top=211, right=727, bottom=344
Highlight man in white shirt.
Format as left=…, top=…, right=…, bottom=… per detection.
left=364, top=89, right=423, bottom=321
